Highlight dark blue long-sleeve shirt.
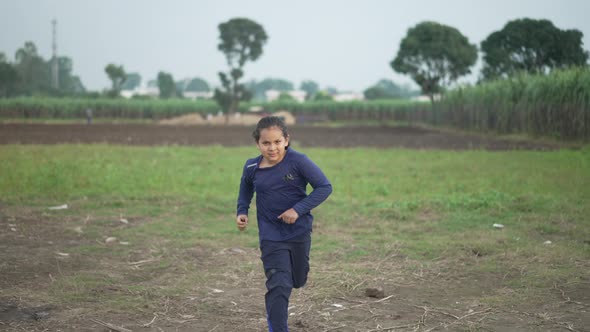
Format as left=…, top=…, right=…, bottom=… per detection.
left=237, top=148, right=332, bottom=242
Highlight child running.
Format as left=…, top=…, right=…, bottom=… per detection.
left=236, top=116, right=332, bottom=332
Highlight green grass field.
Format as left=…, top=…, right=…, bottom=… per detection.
left=1, top=144, right=589, bottom=330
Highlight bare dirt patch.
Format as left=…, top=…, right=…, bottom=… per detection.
left=1, top=204, right=588, bottom=331
left=0, top=125, right=586, bottom=331
left=0, top=123, right=562, bottom=150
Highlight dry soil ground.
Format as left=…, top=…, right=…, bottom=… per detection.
left=0, top=123, right=586, bottom=332
left=0, top=123, right=561, bottom=150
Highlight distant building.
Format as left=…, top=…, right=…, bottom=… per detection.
left=120, top=90, right=135, bottom=98
left=333, top=92, right=364, bottom=102
left=410, top=94, right=441, bottom=102
left=121, top=86, right=160, bottom=99
left=120, top=87, right=214, bottom=100
left=183, top=91, right=214, bottom=100
left=265, top=89, right=307, bottom=102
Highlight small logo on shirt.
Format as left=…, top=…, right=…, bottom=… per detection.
left=283, top=173, right=295, bottom=181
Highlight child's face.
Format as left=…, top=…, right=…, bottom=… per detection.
left=256, top=126, right=289, bottom=165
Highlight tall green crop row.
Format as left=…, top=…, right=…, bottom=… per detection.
left=434, top=67, right=590, bottom=140
left=2, top=68, right=587, bottom=141
left=0, top=98, right=220, bottom=119
left=0, top=97, right=427, bottom=122
left=261, top=99, right=430, bottom=122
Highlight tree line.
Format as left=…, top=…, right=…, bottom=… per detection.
left=212, top=17, right=588, bottom=116
left=103, top=65, right=212, bottom=99
left=392, top=19, right=588, bottom=102
left=1, top=17, right=588, bottom=112
left=0, top=42, right=85, bottom=97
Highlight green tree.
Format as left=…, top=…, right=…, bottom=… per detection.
left=300, top=80, right=319, bottom=100
left=391, top=21, right=477, bottom=102
left=278, top=92, right=295, bottom=101
left=363, top=79, right=400, bottom=100
left=186, top=77, right=210, bottom=92
left=313, top=91, right=333, bottom=101
left=0, top=53, right=19, bottom=97
left=68, top=76, right=85, bottom=95
left=258, top=78, right=293, bottom=92
left=364, top=79, right=419, bottom=100
left=480, top=18, right=589, bottom=80
left=157, top=71, right=176, bottom=99
left=246, top=78, right=294, bottom=100
left=121, top=72, right=141, bottom=90
left=57, top=57, right=85, bottom=95
left=176, top=77, right=210, bottom=94
left=325, top=86, right=339, bottom=95
left=175, top=80, right=187, bottom=95
left=363, top=86, right=387, bottom=100
left=14, top=41, right=51, bottom=95
left=214, top=17, right=268, bottom=118
left=9, top=42, right=85, bottom=96
left=104, top=63, right=127, bottom=96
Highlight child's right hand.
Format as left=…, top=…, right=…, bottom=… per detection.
left=236, top=214, right=248, bottom=231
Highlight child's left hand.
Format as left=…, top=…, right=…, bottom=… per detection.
left=278, top=208, right=299, bottom=224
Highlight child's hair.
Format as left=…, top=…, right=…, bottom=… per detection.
left=252, top=116, right=289, bottom=143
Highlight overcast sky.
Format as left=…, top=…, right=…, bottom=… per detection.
left=1, top=0, right=589, bottom=92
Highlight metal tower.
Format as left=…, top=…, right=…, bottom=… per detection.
left=51, top=19, right=59, bottom=89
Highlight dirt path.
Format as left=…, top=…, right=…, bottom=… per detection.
left=0, top=123, right=560, bottom=150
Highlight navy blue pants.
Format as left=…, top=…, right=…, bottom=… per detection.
left=260, top=232, right=311, bottom=332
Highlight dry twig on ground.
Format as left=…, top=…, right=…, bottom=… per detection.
left=90, top=318, right=132, bottom=332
